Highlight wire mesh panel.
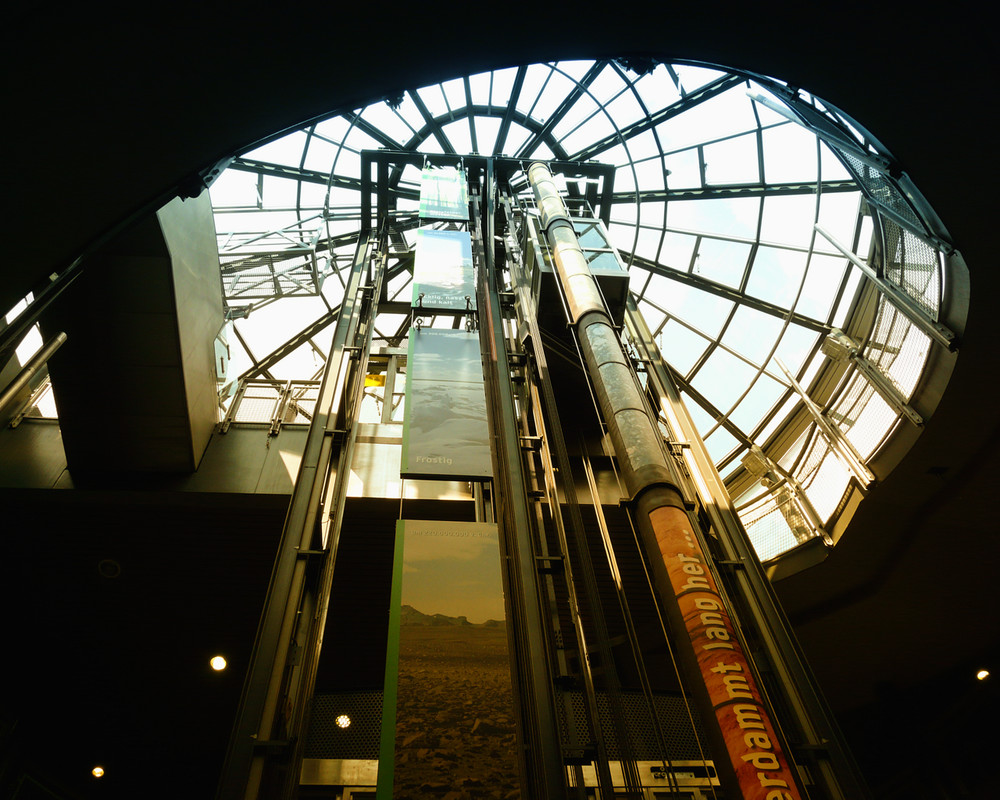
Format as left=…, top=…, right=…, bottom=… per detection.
left=881, top=218, right=941, bottom=318
left=830, top=376, right=899, bottom=460
left=232, top=383, right=282, bottom=423
left=554, top=690, right=711, bottom=762
left=864, top=295, right=932, bottom=401
left=739, top=489, right=808, bottom=562
left=836, top=153, right=925, bottom=233
left=796, top=434, right=852, bottom=522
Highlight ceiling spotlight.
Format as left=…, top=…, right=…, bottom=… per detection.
left=977, top=669, right=990, bottom=681
left=210, top=655, right=227, bottom=671
left=92, top=766, right=105, bottom=778
left=335, top=714, right=351, bottom=729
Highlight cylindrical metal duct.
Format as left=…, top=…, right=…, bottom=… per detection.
left=0, top=331, right=66, bottom=418
left=528, top=162, right=805, bottom=800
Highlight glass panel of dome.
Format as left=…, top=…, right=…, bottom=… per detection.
left=681, top=390, right=716, bottom=437
left=758, top=393, right=802, bottom=446
left=416, top=84, right=449, bottom=117
left=563, top=115, right=616, bottom=158
left=692, top=347, right=760, bottom=411
left=261, top=176, right=297, bottom=208
left=552, top=93, right=599, bottom=140
left=614, top=164, right=637, bottom=192
left=649, top=273, right=735, bottom=337
left=659, top=231, right=697, bottom=271
left=722, top=306, right=785, bottom=365
left=632, top=226, right=663, bottom=261
left=301, top=136, right=339, bottom=171
left=605, top=88, right=646, bottom=130
left=633, top=67, right=681, bottom=110
left=745, top=84, right=794, bottom=126
left=468, top=72, right=490, bottom=106
left=634, top=158, right=665, bottom=191
left=243, top=130, right=307, bottom=164
left=673, top=64, right=728, bottom=92
left=759, top=195, right=817, bottom=248
left=441, top=77, right=466, bottom=112
left=441, top=119, right=474, bottom=157
left=321, top=146, right=359, bottom=178
left=761, top=124, right=818, bottom=184
left=729, top=374, right=786, bottom=435
left=655, top=88, right=758, bottom=152
left=820, top=143, right=852, bottom=180
left=746, top=246, right=808, bottom=308
left=529, top=142, right=556, bottom=161
left=657, top=319, right=711, bottom=377
left=527, top=69, right=575, bottom=123
left=555, top=60, right=593, bottom=81
left=795, top=253, right=848, bottom=321
left=771, top=326, right=820, bottom=376
left=693, top=238, right=751, bottom=289
left=817, top=191, right=862, bottom=247
left=637, top=299, right=667, bottom=336
left=498, top=123, right=530, bottom=156
left=668, top=197, right=760, bottom=239
left=608, top=221, right=639, bottom=252
left=704, top=426, right=740, bottom=464
left=830, top=266, right=864, bottom=329
left=704, top=133, right=759, bottom=185
left=663, top=149, right=701, bottom=189
left=621, top=129, right=660, bottom=162
left=514, top=64, right=550, bottom=116
left=629, top=267, right=650, bottom=296
left=639, top=200, right=666, bottom=229
left=588, top=63, right=627, bottom=103
left=314, top=116, right=352, bottom=145
left=389, top=93, right=427, bottom=135
left=211, top=171, right=258, bottom=207
left=473, top=117, right=501, bottom=155
left=301, top=182, right=330, bottom=209
left=490, top=67, right=517, bottom=106
left=358, top=103, right=413, bottom=146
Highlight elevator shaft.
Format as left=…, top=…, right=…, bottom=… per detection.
left=528, top=162, right=804, bottom=800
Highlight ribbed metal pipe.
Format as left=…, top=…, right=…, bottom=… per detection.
left=528, top=162, right=676, bottom=500
left=528, top=162, right=805, bottom=800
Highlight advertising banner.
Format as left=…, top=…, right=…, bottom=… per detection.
left=401, top=328, right=492, bottom=480
left=418, top=166, right=469, bottom=221
left=378, top=520, right=517, bottom=799
left=412, top=228, right=476, bottom=311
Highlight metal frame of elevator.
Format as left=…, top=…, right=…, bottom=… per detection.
left=216, top=151, right=870, bottom=800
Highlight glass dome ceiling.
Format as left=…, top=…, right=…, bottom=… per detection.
left=208, top=58, right=956, bottom=562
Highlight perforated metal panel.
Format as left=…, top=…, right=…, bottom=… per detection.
left=554, top=690, right=711, bottom=761
left=304, top=691, right=383, bottom=759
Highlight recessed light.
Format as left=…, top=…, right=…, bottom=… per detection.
left=977, top=669, right=990, bottom=681
left=335, top=714, right=351, bottom=728
left=210, top=655, right=227, bottom=671
left=92, top=766, right=105, bottom=778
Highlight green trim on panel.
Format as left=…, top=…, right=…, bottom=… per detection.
left=398, top=332, right=415, bottom=477
left=375, top=520, right=406, bottom=800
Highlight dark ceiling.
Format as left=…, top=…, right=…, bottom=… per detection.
left=2, top=5, right=998, bottom=799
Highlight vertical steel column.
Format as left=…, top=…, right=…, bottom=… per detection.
left=216, top=231, right=376, bottom=800
left=528, top=162, right=807, bottom=800
left=626, top=296, right=871, bottom=800
left=475, top=167, right=567, bottom=799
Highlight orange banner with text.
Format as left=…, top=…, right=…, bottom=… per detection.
left=648, top=505, right=802, bottom=800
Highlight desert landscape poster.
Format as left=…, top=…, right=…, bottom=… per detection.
left=384, top=520, right=520, bottom=799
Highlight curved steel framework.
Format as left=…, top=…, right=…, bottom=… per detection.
left=207, top=58, right=963, bottom=565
